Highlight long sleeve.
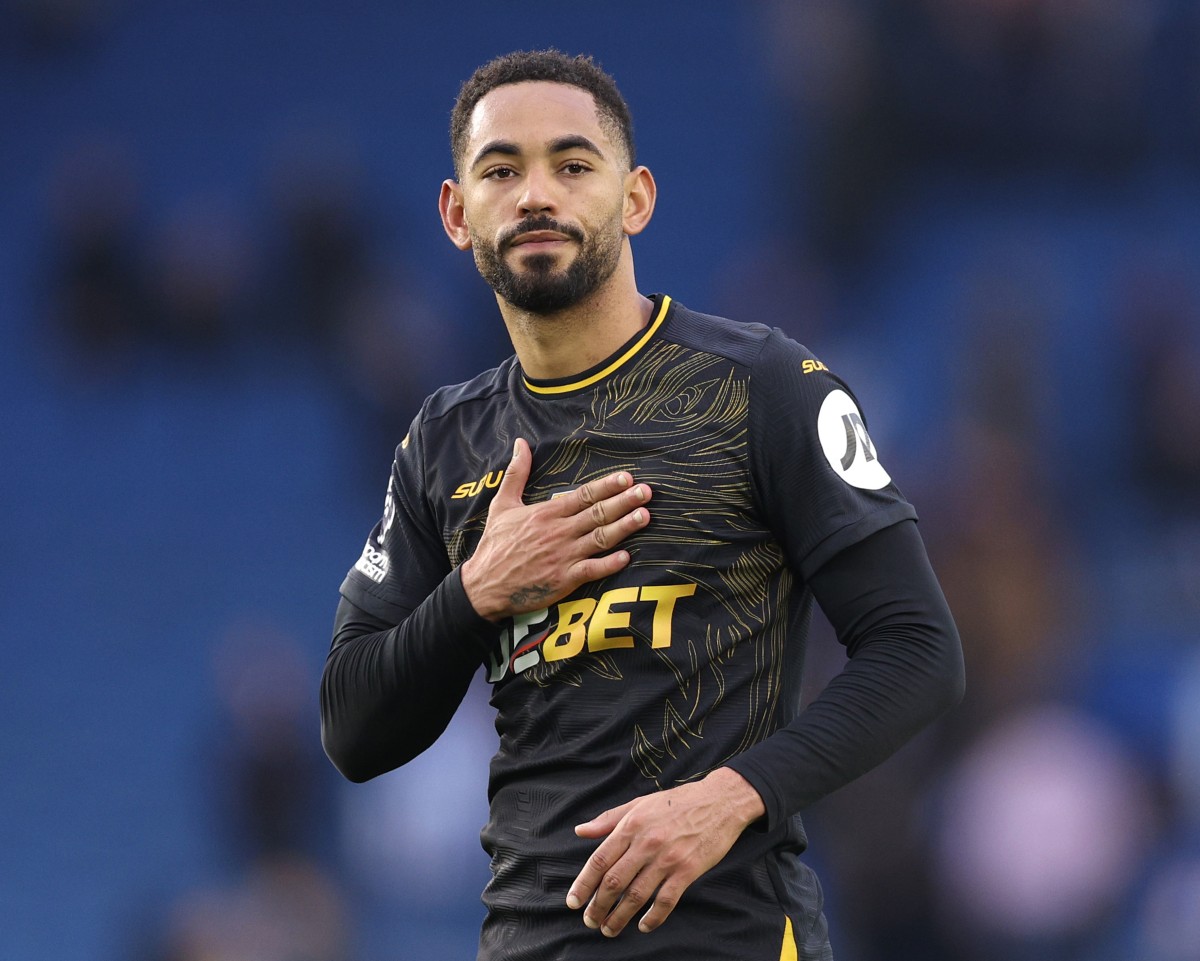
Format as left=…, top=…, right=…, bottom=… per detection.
left=727, top=327, right=965, bottom=826
left=319, top=565, right=496, bottom=782
left=724, top=518, right=964, bottom=826
left=321, top=396, right=500, bottom=783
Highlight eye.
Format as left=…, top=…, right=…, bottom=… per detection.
left=483, top=165, right=517, bottom=180
left=562, top=161, right=591, bottom=175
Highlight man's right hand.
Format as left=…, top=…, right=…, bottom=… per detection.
left=460, top=437, right=652, bottom=621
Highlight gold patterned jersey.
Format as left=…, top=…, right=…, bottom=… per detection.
left=340, top=293, right=916, bottom=961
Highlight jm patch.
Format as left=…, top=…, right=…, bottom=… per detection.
left=817, top=389, right=892, bottom=491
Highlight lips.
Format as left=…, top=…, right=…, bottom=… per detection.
left=502, top=217, right=584, bottom=251
left=510, top=230, right=571, bottom=247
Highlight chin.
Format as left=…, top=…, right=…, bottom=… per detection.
left=514, top=252, right=566, bottom=274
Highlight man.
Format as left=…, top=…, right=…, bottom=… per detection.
left=320, top=50, right=964, bottom=961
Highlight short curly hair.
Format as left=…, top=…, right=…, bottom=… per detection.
left=450, top=49, right=635, bottom=178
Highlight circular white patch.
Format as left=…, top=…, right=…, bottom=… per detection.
left=817, top=389, right=893, bottom=490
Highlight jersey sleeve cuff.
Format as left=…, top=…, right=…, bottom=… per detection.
left=339, top=573, right=409, bottom=623
left=798, top=503, right=917, bottom=582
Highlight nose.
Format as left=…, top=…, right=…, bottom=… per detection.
left=517, top=165, right=557, bottom=217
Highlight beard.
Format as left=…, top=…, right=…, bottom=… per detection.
left=471, top=212, right=623, bottom=315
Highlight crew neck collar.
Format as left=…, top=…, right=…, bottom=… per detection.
left=521, top=294, right=673, bottom=397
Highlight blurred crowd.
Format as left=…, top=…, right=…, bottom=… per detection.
left=8, top=1, right=1200, bottom=960
left=42, top=126, right=507, bottom=471
left=754, top=3, right=1200, bottom=960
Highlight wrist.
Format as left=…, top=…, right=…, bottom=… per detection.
left=460, top=557, right=505, bottom=622
left=707, top=766, right=766, bottom=828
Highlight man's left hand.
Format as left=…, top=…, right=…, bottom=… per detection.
left=566, top=767, right=765, bottom=937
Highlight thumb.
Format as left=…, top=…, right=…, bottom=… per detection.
left=492, top=437, right=531, bottom=507
left=575, top=799, right=635, bottom=839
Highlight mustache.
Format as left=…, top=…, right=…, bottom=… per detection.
left=500, top=217, right=585, bottom=249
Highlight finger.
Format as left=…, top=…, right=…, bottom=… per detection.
left=563, top=549, right=633, bottom=591
left=569, top=481, right=652, bottom=536
left=581, top=845, right=638, bottom=931
left=575, top=799, right=636, bottom=839
left=566, top=827, right=633, bottom=913
left=491, top=438, right=531, bottom=508
left=580, top=504, right=651, bottom=555
left=637, top=876, right=688, bottom=933
left=596, top=866, right=665, bottom=938
left=562, top=470, right=640, bottom=518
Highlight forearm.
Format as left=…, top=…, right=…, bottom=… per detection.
left=726, top=520, right=965, bottom=826
left=320, top=566, right=496, bottom=782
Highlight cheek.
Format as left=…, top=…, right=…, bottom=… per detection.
left=576, top=187, right=625, bottom=231
left=467, top=227, right=496, bottom=263
left=462, top=205, right=499, bottom=248
left=596, top=194, right=630, bottom=240
left=460, top=191, right=499, bottom=232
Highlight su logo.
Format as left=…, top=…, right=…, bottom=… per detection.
left=452, top=470, right=504, bottom=499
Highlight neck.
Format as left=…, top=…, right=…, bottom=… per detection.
left=498, top=253, right=653, bottom=381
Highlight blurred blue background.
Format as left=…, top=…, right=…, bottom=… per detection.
left=2, top=2, right=1199, bottom=960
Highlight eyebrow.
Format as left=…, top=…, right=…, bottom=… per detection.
left=470, top=134, right=606, bottom=172
left=547, top=135, right=605, bottom=159
left=470, top=140, right=520, bottom=171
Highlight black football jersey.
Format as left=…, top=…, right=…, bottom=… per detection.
left=339, top=294, right=916, bottom=961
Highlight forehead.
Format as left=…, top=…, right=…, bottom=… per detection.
left=466, top=81, right=615, bottom=158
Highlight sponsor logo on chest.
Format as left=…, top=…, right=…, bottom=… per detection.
left=487, top=582, right=697, bottom=683
left=451, top=470, right=505, bottom=500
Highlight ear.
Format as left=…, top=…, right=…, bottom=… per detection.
left=439, top=180, right=473, bottom=250
left=622, top=166, right=657, bottom=237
